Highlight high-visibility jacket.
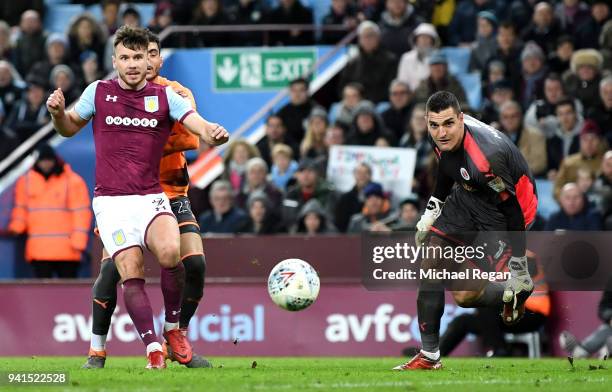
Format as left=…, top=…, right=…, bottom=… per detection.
left=153, top=76, right=199, bottom=199
left=9, top=163, right=92, bottom=262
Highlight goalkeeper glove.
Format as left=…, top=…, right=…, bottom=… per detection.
left=415, top=196, right=444, bottom=245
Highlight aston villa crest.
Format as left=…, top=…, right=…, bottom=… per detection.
left=144, top=96, right=159, bottom=113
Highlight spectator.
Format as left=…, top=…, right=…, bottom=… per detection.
left=235, top=157, right=283, bottom=217
left=265, top=0, right=314, bottom=46
left=103, top=6, right=141, bottom=72
left=335, top=162, right=373, bottom=233
left=468, top=11, right=498, bottom=72
left=486, top=22, right=523, bottom=95
left=397, top=23, right=439, bottom=92
left=356, top=0, right=385, bottom=21
left=3, top=76, right=48, bottom=144
left=345, top=100, right=395, bottom=146
left=378, top=0, right=424, bottom=58
left=277, top=77, right=316, bottom=146
left=301, top=107, right=329, bottom=160
left=576, top=167, right=598, bottom=208
left=381, top=79, right=415, bottom=141
left=546, top=98, right=583, bottom=175
left=222, top=139, right=261, bottom=193
left=575, top=0, right=610, bottom=49
left=592, top=150, right=612, bottom=227
left=49, top=64, right=79, bottom=105
left=347, top=182, right=397, bottom=233
left=256, top=114, right=297, bottom=167
left=270, top=143, right=299, bottom=192
left=334, top=82, right=364, bottom=130
left=554, top=120, right=606, bottom=198
left=498, top=101, right=547, bottom=177
left=282, top=158, right=337, bottom=230
left=13, top=10, right=46, bottom=78
left=521, top=2, right=562, bottom=55
left=564, top=48, right=605, bottom=111
left=198, top=180, right=248, bottom=234
left=555, top=0, right=591, bottom=36
left=524, top=73, right=583, bottom=138
left=399, top=104, right=432, bottom=174
left=480, top=79, right=514, bottom=125
left=78, top=51, right=104, bottom=90
left=546, top=182, right=603, bottom=230
left=0, top=60, right=25, bottom=118
left=0, top=20, right=13, bottom=62
left=447, top=0, right=501, bottom=46
left=518, top=42, right=547, bottom=110
left=8, top=144, right=92, bottom=278
left=100, top=0, right=120, bottom=37
left=190, top=0, right=233, bottom=48
left=482, top=59, right=506, bottom=98
left=27, top=33, right=71, bottom=90
left=149, top=2, right=178, bottom=47
left=586, top=76, right=612, bottom=140
left=293, top=199, right=337, bottom=235
left=68, top=14, right=105, bottom=72
left=371, top=194, right=420, bottom=232
left=325, top=121, right=346, bottom=148
left=321, top=0, right=358, bottom=45
left=414, top=51, right=468, bottom=109
left=338, top=21, right=397, bottom=104
left=547, top=35, right=575, bottom=75
left=238, top=191, right=286, bottom=235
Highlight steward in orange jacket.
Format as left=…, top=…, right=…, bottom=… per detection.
left=9, top=144, right=92, bottom=278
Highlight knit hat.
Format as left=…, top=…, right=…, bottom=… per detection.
left=520, top=42, right=545, bottom=62
left=477, top=11, right=498, bottom=27
left=308, top=106, right=328, bottom=122
left=46, top=33, right=68, bottom=50
left=570, top=49, right=603, bottom=73
left=580, top=119, right=601, bottom=137
left=412, top=23, right=440, bottom=46
left=35, top=143, right=56, bottom=161
left=364, top=182, right=385, bottom=199
left=428, top=50, right=447, bottom=65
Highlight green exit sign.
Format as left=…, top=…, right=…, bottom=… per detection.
left=213, top=48, right=316, bottom=91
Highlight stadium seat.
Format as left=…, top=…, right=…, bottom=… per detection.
left=86, top=4, right=103, bottom=22
left=44, top=4, right=85, bottom=33
left=504, top=331, right=542, bottom=358
left=534, top=179, right=557, bottom=220
left=439, top=47, right=471, bottom=76
left=133, top=3, right=156, bottom=26
left=376, top=101, right=390, bottom=114
left=457, top=72, right=482, bottom=111
left=44, top=0, right=70, bottom=5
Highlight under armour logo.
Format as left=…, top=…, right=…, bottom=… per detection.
left=172, top=310, right=181, bottom=315
left=140, top=330, right=153, bottom=338
left=106, top=95, right=118, bottom=102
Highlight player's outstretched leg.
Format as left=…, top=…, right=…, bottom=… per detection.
left=502, top=255, right=533, bottom=325
left=147, top=214, right=193, bottom=364
left=115, top=248, right=166, bottom=369
left=394, top=236, right=445, bottom=370
left=83, top=256, right=121, bottom=369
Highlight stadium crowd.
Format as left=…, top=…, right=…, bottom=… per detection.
left=0, top=0, right=611, bottom=238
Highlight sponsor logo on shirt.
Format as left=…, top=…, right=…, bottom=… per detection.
left=105, top=116, right=158, bottom=127
left=487, top=176, right=506, bottom=193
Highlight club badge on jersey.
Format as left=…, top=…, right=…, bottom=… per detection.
left=144, top=96, right=159, bottom=113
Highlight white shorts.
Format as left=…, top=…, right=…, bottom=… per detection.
left=92, top=193, right=175, bottom=258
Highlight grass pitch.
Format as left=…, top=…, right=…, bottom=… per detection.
left=0, top=357, right=610, bottom=391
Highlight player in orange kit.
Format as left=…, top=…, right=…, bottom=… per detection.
left=83, top=30, right=210, bottom=369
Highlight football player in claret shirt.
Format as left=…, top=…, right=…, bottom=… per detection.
left=81, top=30, right=212, bottom=369
left=394, top=91, right=537, bottom=370
left=47, top=26, right=229, bottom=369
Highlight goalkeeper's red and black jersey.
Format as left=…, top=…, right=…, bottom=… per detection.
left=432, top=115, right=538, bottom=227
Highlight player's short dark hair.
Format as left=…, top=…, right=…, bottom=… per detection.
left=145, top=29, right=160, bottom=51
left=555, top=97, right=575, bottom=112
left=425, top=91, right=461, bottom=115
left=113, top=25, right=148, bottom=51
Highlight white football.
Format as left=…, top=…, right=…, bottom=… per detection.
left=267, top=258, right=320, bottom=311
